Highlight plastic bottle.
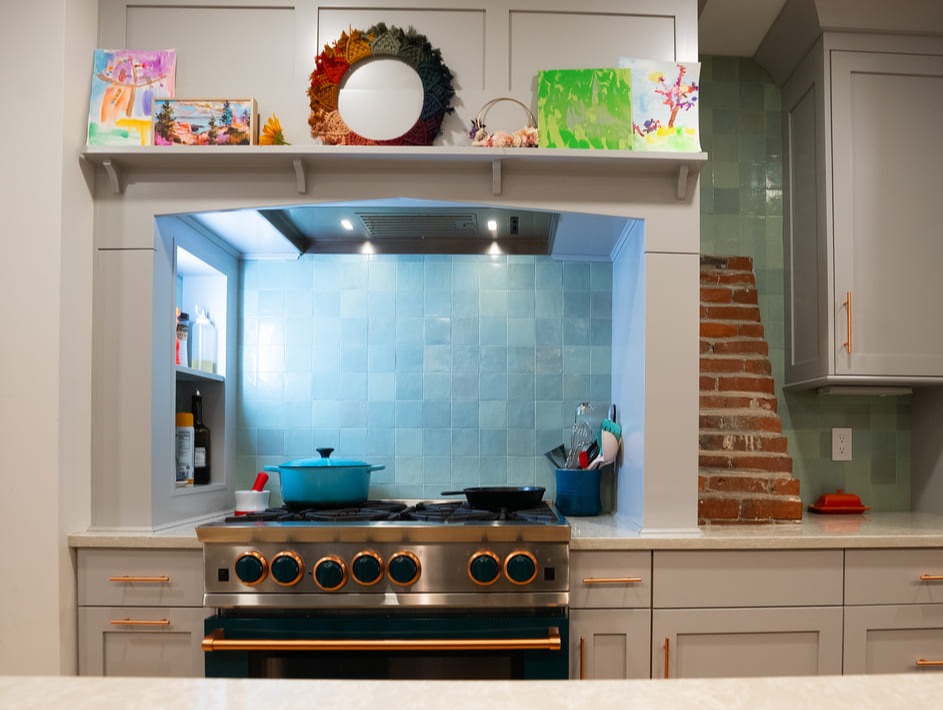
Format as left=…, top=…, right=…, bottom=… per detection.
left=192, top=390, right=211, bottom=486
left=176, top=310, right=190, bottom=367
left=175, top=412, right=195, bottom=485
left=191, top=307, right=217, bottom=374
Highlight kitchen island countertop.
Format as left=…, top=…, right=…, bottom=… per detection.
left=68, top=511, right=943, bottom=550
left=2, top=673, right=942, bottom=709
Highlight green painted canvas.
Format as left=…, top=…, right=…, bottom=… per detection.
left=537, top=68, right=633, bottom=149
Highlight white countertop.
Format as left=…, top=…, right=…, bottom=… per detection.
left=69, top=511, right=943, bottom=550
left=3, top=674, right=942, bottom=709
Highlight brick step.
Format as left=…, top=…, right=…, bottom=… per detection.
left=700, top=394, right=779, bottom=412
left=700, top=471, right=800, bottom=496
left=698, top=494, right=804, bottom=524
left=699, top=432, right=789, bottom=454
left=700, top=374, right=776, bottom=394
left=701, top=322, right=767, bottom=340
left=699, top=451, right=794, bottom=474
left=701, top=304, right=762, bottom=321
left=701, top=356, right=772, bottom=376
left=701, top=338, right=769, bottom=356
left=701, top=285, right=758, bottom=305
left=699, top=409, right=782, bottom=429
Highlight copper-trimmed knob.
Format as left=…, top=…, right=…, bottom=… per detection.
left=388, top=551, right=421, bottom=586
left=468, top=550, right=502, bottom=586
left=313, top=555, right=348, bottom=591
left=234, top=550, right=268, bottom=586
left=270, top=550, right=304, bottom=587
left=504, top=550, right=538, bottom=586
left=351, top=550, right=385, bottom=586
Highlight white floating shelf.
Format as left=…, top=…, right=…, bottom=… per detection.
left=81, top=145, right=707, bottom=200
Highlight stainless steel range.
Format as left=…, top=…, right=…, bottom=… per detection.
left=195, top=500, right=571, bottom=680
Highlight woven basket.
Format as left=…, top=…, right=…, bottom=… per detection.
left=470, top=97, right=538, bottom=148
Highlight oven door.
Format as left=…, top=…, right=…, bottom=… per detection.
left=203, top=610, right=568, bottom=680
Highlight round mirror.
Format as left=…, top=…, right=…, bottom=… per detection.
left=338, top=58, right=424, bottom=141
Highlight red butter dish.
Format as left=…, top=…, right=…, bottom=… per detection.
left=808, top=489, right=870, bottom=514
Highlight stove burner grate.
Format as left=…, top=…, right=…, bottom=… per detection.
left=225, top=500, right=408, bottom=523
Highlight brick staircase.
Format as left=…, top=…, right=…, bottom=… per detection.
left=698, top=255, right=802, bottom=524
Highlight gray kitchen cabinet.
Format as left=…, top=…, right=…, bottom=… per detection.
left=782, top=34, right=943, bottom=388
left=651, top=550, right=844, bottom=678
left=77, top=548, right=206, bottom=677
left=569, top=551, right=652, bottom=679
left=843, top=548, right=943, bottom=674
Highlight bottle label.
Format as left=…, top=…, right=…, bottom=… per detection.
left=175, top=428, right=194, bottom=482
left=194, top=447, right=207, bottom=467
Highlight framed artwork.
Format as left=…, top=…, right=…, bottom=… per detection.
left=536, top=68, right=633, bottom=150
left=87, top=48, right=176, bottom=146
left=619, top=57, right=701, bottom=152
left=152, top=99, right=258, bottom=146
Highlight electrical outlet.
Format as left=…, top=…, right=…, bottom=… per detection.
left=832, top=428, right=852, bottom=461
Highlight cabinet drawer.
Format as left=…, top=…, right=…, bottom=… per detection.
left=844, top=604, right=943, bottom=674
left=845, top=549, right=943, bottom=605
left=653, top=550, right=843, bottom=608
left=570, top=551, right=651, bottom=609
left=77, top=549, right=203, bottom=607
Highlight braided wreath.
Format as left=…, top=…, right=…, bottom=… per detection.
left=307, top=23, right=455, bottom=146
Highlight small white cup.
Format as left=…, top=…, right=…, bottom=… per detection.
left=234, top=489, right=270, bottom=514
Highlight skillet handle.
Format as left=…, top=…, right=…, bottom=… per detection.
left=440, top=490, right=463, bottom=496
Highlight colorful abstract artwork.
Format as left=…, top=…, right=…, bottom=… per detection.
left=536, top=68, right=633, bottom=149
left=619, top=57, right=700, bottom=152
left=152, top=99, right=257, bottom=146
left=87, top=49, right=176, bottom=146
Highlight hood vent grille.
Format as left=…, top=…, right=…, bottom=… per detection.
left=359, top=212, right=479, bottom=239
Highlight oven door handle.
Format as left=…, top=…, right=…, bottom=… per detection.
left=202, top=627, right=561, bottom=653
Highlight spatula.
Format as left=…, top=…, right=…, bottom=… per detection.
left=586, top=430, right=620, bottom=470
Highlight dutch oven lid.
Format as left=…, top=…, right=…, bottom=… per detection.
left=276, top=448, right=372, bottom=468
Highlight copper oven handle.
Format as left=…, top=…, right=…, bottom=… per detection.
left=582, top=577, right=643, bottom=585
left=579, top=636, right=586, bottom=680
left=843, top=291, right=852, bottom=353
left=920, top=574, right=943, bottom=581
left=664, top=637, right=670, bottom=679
left=202, top=627, right=561, bottom=653
left=111, top=618, right=171, bottom=626
left=108, top=575, right=171, bottom=584
left=916, top=659, right=943, bottom=667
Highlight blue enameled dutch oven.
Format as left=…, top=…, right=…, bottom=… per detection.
left=264, top=448, right=385, bottom=508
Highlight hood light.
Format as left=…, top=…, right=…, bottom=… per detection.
left=487, top=219, right=498, bottom=232
left=360, top=241, right=375, bottom=255
left=487, top=241, right=503, bottom=256
left=340, top=218, right=354, bottom=231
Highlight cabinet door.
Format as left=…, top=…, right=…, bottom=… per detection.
left=570, top=551, right=651, bottom=609
left=652, top=607, right=843, bottom=679
left=844, top=605, right=943, bottom=674
left=78, top=606, right=207, bottom=677
left=570, top=609, right=651, bottom=679
left=830, top=50, right=943, bottom=378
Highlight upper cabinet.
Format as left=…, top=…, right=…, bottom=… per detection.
left=759, top=1, right=943, bottom=389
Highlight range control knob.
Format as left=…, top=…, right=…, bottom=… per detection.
left=270, top=551, right=304, bottom=587
left=388, top=551, right=421, bottom=586
left=468, top=550, right=502, bottom=586
left=234, top=551, right=268, bottom=586
left=504, top=550, right=538, bottom=586
left=313, top=555, right=348, bottom=591
left=351, top=550, right=385, bottom=586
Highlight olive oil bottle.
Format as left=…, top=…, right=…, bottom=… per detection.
left=192, top=390, right=211, bottom=485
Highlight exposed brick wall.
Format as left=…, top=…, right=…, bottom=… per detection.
left=699, top=255, right=802, bottom=524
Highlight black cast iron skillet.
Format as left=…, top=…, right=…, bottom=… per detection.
left=440, top=486, right=546, bottom=512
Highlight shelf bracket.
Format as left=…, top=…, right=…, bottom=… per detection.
left=102, top=159, right=123, bottom=194
left=676, top=164, right=690, bottom=201
left=292, top=158, right=306, bottom=194
left=491, top=158, right=502, bottom=196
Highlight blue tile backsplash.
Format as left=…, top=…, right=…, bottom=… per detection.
left=236, top=254, right=613, bottom=501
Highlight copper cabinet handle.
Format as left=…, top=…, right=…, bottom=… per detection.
left=580, top=636, right=586, bottom=680
left=108, top=575, right=171, bottom=584
left=202, top=627, right=561, bottom=653
left=581, top=577, right=643, bottom=585
left=920, top=574, right=943, bottom=581
left=843, top=291, right=852, bottom=353
left=916, top=659, right=943, bottom=667
left=110, top=618, right=171, bottom=626
left=664, top=637, right=670, bottom=679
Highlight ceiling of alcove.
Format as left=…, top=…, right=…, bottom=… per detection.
left=186, top=198, right=637, bottom=260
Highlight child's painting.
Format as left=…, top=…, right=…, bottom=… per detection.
left=619, top=58, right=700, bottom=152
left=152, top=99, right=258, bottom=146
left=87, top=49, right=176, bottom=146
left=537, top=68, right=633, bottom=150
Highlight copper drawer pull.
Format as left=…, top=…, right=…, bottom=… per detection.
left=579, top=636, right=586, bottom=680
left=582, top=577, right=643, bottom=585
left=664, top=637, right=670, bottom=679
left=920, top=574, right=943, bottom=581
left=110, top=618, right=171, bottom=626
left=203, top=627, right=561, bottom=653
left=108, top=575, right=171, bottom=584
left=843, top=291, right=852, bottom=353
left=916, top=659, right=943, bottom=667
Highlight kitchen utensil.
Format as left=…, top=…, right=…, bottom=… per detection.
left=440, top=486, right=546, bottom=512
left=251, top=472, right=269, bottom=492
left=543, top=444, right=568, bottom=469
left=264, top=447, right=384, bottom=509
left=555, top=468, right=601, bottom=516
left=234, top=489, right=270, bottom=514
left=565, top=420, right=595, bottom=468
left=586, top=429, right=621, bottom=470
left=808, top=489, right=870, bottom=514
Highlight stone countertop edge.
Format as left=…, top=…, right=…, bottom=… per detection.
left=1, top=673, right=941, bottom=709
left=67, top=511, right=943, bottom=550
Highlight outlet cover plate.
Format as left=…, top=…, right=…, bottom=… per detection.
left=832, top=427, right=852, bottom=461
